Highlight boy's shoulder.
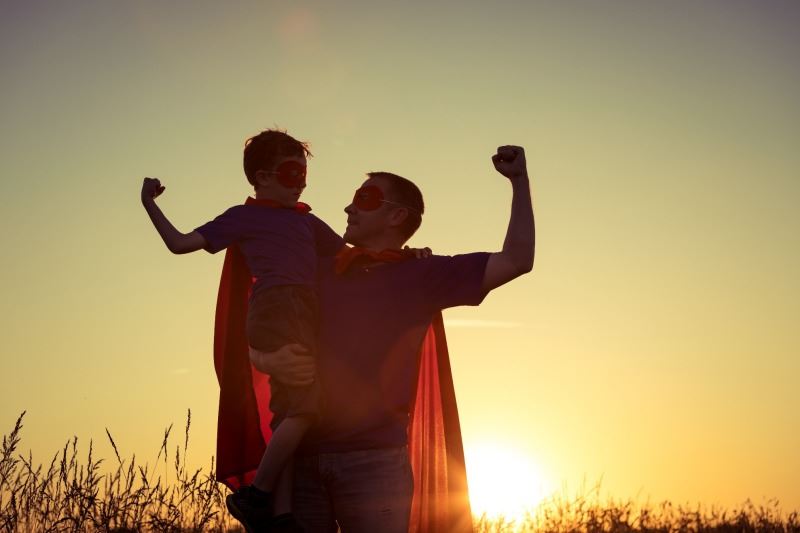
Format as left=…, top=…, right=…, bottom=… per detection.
left=224, top=203, right=308, bottom=217
left=216, top=204, right=250, bottom=215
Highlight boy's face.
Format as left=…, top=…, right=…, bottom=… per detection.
left=254, top=155, right=307, bottom=207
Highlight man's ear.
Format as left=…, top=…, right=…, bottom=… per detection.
left=388, top=207, right=409, bottom=228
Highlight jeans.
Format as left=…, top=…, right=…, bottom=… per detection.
left=292, top=446, right=414, bottom=533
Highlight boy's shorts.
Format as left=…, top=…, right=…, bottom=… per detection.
left=246, top=284, right=320, bottom=430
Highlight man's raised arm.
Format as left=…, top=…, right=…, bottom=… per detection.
left=482, top=145, right=536, bottom=292
left=141, top=177, right=207, bottom=254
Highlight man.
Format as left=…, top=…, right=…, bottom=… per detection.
left=248, top=145, right=535, bottom=532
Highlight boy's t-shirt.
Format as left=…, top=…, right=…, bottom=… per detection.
left=195, top=204, right=344, bottom=295
left=301, top=252, right=491, bottom=454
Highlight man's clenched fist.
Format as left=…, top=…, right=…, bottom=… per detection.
left=491, top=145, right=528, bottom=181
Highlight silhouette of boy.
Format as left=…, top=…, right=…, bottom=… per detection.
left=141, top=129, right=344, bottom=532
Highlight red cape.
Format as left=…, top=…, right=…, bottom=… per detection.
left=213, top=239, right=473, bottom=532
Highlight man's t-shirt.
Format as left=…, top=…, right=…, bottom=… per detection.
left=303, top=252, right=491, bottom=454
left=195, top=205, right=344, bottom=295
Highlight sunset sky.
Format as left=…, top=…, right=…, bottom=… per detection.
left=1, top=0, right=798, bottom=517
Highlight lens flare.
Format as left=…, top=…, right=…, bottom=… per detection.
left=465, top=442, right=551, bottom=522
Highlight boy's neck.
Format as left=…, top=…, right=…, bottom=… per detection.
left=254, top=190, right=279, bottom=201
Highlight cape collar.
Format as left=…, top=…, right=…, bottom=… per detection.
left=334, top=245, right=415, bottom=275
left=245, top=196, right=311, bottom=214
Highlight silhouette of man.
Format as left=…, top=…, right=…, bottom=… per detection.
left=248, top=145, right=535, bottom=533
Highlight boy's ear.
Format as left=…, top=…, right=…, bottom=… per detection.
left=253, top=169, right=271, bottom=188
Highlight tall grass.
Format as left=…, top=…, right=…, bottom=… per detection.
left=2, top=412, right=798, bottom=532
left=0, top=411, right=235, bottom=532
left=473, top=481, right=800, bottom=533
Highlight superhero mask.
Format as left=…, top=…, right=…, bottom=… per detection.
left=270, top=160, right=307, bottom=188
left=352, top=185, right=420, bottom=213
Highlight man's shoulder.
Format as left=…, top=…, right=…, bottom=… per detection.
left=368, top=252, right=491, bottom=274
left=418, top=251, right=492, bottom=267
left=317, top=253, right=491, bottom=280
left=375, top=252, right=490, bottom=280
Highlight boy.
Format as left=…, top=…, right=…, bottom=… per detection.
left=141, top=129, right=344, bottom=532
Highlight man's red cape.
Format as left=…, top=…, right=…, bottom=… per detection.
left=212, top=239, right=473, bottom=532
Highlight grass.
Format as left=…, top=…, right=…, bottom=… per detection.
left=2, top=411, right=798, bottom=532
left=473, top=487, right=799, bottom=533
left=1, top=411, right=232, bottom=532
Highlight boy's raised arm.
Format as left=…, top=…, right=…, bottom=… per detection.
left=141, top=177, right=207, bottom=254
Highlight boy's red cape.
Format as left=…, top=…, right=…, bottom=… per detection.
left=212, top=210, right=472, bottom=531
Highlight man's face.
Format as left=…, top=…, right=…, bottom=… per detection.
left=343, top=177, right=396, bottom=246
left=256, top=155, right=307, bottom=207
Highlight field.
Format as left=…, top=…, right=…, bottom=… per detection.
left=2, top=412, right=797, bottom=532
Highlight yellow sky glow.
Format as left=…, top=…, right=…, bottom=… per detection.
left=465, top=441, right=552, bottom=520
left=1, top=0, right=799, bottom=513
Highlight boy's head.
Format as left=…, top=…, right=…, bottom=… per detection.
left=343, top=171, right=425, bottom=248
left=243, top=129, right=312, bottom=206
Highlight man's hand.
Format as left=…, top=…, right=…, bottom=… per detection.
left=403, top=246, right=433, bottom=259
left=142, top=177, right=166, bottom=201
left=491, top=146, right=528, bottom=181
left=249, top=343, right=316, bottom=387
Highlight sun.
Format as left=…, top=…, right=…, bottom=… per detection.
left=464, top=441, right=551, bottom=522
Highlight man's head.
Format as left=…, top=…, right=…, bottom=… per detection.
left=243, top=129, right=312, bottom=206
left=343, top=171, right=425, bottom=249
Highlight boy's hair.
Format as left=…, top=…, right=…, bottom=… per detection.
left=367, top=171, right=425, bottom=240
left=243, top=129, right=312, bottom=186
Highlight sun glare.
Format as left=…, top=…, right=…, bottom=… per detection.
left=465, top=442, right=551, bottom=521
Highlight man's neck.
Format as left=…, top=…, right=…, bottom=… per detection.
left=352, top=238, right=405, bottom=253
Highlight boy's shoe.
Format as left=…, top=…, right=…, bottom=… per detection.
left=271, top=513, right=305, bottom=533
left=225, top=485, right=273, bottom=533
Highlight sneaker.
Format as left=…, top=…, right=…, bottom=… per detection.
left=225, top=485, right=273, bottom=533
left=271, top=513, right=305, bottom=533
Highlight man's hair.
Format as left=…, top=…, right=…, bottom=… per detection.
left=367, top=171, right=425, bottom=240
left=243, top=129, right=312, bottom=186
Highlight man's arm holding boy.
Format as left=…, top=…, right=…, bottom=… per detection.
left=141, top=177, right=208, bottom=254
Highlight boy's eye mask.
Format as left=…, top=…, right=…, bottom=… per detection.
left=271, top=161, right=307, bottom=188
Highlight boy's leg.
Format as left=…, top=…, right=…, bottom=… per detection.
left=227, top=417, right=313, bottom=532
left=253, top=416, right=313, bottom=491
left=272, top=458, right=293, bottom=516
left=248, top=285, right=320, bottom=493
